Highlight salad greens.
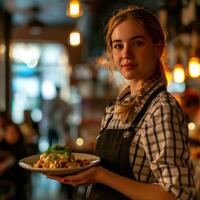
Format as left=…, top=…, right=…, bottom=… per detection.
left=44, top=144, right=72, bottom=156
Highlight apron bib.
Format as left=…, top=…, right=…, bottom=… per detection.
left=88, top=86, right=166, bottom=200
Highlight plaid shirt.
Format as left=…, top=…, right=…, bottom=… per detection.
left=100, top=81, right=196, bottom=200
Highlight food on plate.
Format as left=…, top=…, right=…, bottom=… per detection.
left=33, top=144, right=90, bottom=169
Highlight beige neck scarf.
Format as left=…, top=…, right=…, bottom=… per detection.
left=114, top=74, right=164, bottom=123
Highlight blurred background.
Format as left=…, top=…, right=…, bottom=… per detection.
left=0, top=0, right=200, bottom=199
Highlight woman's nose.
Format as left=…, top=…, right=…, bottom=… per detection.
left=122, top=44, right=134, bottom=58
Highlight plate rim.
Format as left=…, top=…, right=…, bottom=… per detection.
left=19, top=152, right=100, bottom=175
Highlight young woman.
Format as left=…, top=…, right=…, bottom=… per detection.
left=48, top=5, right=196, bottom=200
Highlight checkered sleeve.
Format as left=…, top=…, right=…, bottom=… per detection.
left=142, top=102, right=196, bottom=200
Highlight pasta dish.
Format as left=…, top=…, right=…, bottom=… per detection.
left=33, top=145, right=90, bottom=169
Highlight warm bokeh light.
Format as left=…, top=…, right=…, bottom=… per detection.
left=188, top=57, right=200, bottom=78
left=66, top=0, right=83, bottom=18
left=76, top=137, right=84, bottom=146
left=188, top=122, right=196, bottom=130
left=173, top=64, right=185, bottom=83
left=0, top=44, right=5, bottom=54
left=69, top=31, right=81, bottom=46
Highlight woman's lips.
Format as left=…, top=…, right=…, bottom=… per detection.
left=122, top=63, right=137, bottom=69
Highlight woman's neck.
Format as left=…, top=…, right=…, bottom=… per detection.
left=130, top=80, right=144, bottom=96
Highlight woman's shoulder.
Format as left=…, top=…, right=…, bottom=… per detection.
left=148, top=90, right=184, bottom=116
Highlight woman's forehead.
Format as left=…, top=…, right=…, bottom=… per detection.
left=111, top=18, right=147, bottom=40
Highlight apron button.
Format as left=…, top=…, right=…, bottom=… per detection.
left=96, top=135, right=100, bottom=140
left=123, top=131, right=131, bottom=138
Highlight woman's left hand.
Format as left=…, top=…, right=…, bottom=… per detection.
left=47, top=166, right=101, bottom=187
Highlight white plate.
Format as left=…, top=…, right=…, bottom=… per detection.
left=19, top=153, right=100, bottom=175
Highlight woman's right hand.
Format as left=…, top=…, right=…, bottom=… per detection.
left=47, top=166, right=105, bottom=187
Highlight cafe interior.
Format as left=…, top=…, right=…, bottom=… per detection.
left=0, top=0, right=200, bottom=199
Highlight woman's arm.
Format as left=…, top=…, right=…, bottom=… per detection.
left=99, top=167, right=176, bottom=200
left=141, top=100, right=196, bottom=200
left=48, top=166, right=176, bottom=200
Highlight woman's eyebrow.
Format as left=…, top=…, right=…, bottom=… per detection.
left=112, top=35, right=146, bottom=43
left=130, top=35, right=146, bottom=40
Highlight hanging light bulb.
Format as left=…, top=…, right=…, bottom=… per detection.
left=188, top=57, right=200, bottom=78
left=69, top=30, right=81, bottom=46
left=173, top=64, right=185, bottom=83
left=66, top=0, right=83, bottom=18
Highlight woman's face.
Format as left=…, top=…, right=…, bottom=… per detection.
left=111, top=17, right=162, bottom=82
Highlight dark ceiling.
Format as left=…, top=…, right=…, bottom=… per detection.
left=2, top=0, right=198, bottom=57
left=3, top=0, right=74, bottom=26
left=1, top=0, right=166, bottom=56
left=2, top=0, right=168, bottom=27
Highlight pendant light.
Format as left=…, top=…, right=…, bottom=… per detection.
left=188, top=57, right=200, bottom=78
left=173, top=64, right=185, bottom=83
left=66, top=0, right=83, bottom=18
left=69, top=30, right=81, bottom=46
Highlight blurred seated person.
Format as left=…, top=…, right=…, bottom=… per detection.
left=0, top=150, right=15, bottom=199
left=19, top=109, right=39, bottom=154
left=181, top=88, right=200, bottom=141
left=181, top=88, right=200, bottom=122
left=1, top=121, right=29, bottom=200
left=0, top=111, right=10, bottom=144
left=181, top=88, right=200, bottom=164
left=0, top=112, right=13, bottom=172
left=0, top=150, right=15, bottom=175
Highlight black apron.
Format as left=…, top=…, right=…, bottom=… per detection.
left=88, top=85, right=166, bottom=200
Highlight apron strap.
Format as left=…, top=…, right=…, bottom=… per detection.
left=122, top=85, right=166, bottom=177
left=129, top=85, right=166, bottom=130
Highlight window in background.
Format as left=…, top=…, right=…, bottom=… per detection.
left=11, top=42, right=70, bottom=125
